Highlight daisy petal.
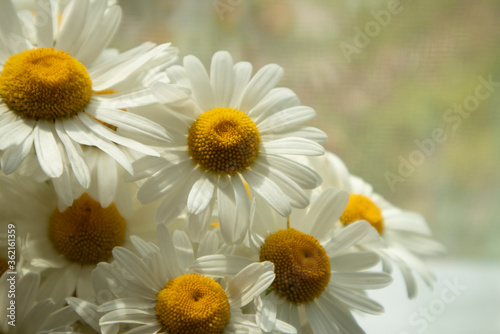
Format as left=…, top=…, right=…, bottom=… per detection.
left=184, top=55, right=215, bottom=111
left=330, top=272, right=393, bottom=289
left=239, top=64, right=284, bottom=112
left=326, top=221, right=372, bottom=257
left=248, top=87, right=299, bottom=121
left=257, top=106, right=316, bottom=133
left=328, top=285, right=384, bottom=315
left=191, top=255, right=253, bottom=277
left=1, top=129, right=34, bottom=174
left=187, top=174, right=215, bottom=215
left=243, top=169, right=291, bottom=217
left=308, top=188, right=349, bottom=239
left=34, top=122, right=63, bottom=178
left=35, top=0, right=54, bottom=48
left=55, top=0, right=89, bottom=52
left=228, top=61, right=252, bottom=108
left=54, top=121, right=90, bottom=188
left=330, top=251, right=380, bottom=272
left=210, top=51, right=234, bottom=106
left=261, top=137, right=325, bottom=156
left=226, top=262, right=275, bottom=308
left=305, top=302, right=340, bottom=334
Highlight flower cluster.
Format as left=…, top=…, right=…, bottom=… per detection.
left=0, top=1, right=444, bottom=333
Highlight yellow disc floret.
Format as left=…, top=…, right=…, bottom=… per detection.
left=0, top=47, right=92, bottom=121
left=260, top=228, right=331, bottom=305
left=156, top=274, right=230, bottom=334
left=187, top=107, right=260, bottom=175
left=49, top=193, right=125, bottom=264
left=340, top=194, right=384, bottom=234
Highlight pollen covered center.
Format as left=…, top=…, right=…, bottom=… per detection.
left=260, top=228, right=331, bottom=305
left=0, top=47, right=92, bottom=121
left=340, top=194, right=384, bottom=234
left=156, top=273, right=230, bottom=334
left=187, top=107, right=260, bottom=175
left=49, top=193, right=125, bottom=264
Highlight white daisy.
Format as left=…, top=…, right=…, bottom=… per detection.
left=307, top=152, right=446, bottom=298
left=0, top=270, right=80, bottom=333
left=92, top=224, right=282, bottom=334
left=0, top=173, right=157, bottom=306
left=192, top=188, right=393, bottom=334
left=132, top=50, right=325, bottom=244
left=0, top=0, right=177, bottom=205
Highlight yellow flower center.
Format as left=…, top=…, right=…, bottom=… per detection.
left=0, top=47, right=92, bottom=121
left=156, top=274, right=230, bottom=334
left=187, top=107, right=260, bottom=175
left=260, top=228, right=331, bottom=305
left=49, top=193, right=126, bottom=264
left=340, top=194, right=384, bottom=234
left=0, top=258, right=8, bottom=277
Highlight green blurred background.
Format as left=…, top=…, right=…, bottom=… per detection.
left=113, top=0, right=500, bottom=261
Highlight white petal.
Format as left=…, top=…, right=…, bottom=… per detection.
left=33, top=122, right=63, bottom=178
left=191, top=255, right=253, bottom=277
left=243, top=169, right=291, bottom=217
left=239, top=64, right=284, bottom=112
left=187, top=174, right=215, bottom=215
left=307, top=188, right=349, bottom=239
left=315, top=295, right=364, bottom=334
left=251, top=160, right=309, bottom=209
left=172, top=230, right=195, bottom=273
left=257, top=106, right=316, bottom=134
left=261, top=137, right=325, bottom=156
left=210, top=51, right=234, bottom=106
left=100, top=309, right=158, bottom=326
left=55, top=0, right=89, bottom=52
left=226, top=262, right=275, bottom=308
left=228, top=61, right=252, bottom=108
left=1, top=129, right=34, bottom=174
left=66, top=298, right=101, bottom=332
left=326, top=221, right=372, bottom=257
left=78, top=112, right=160, bottom=156
left=263, top=154, right=321, bottom=189
left=0, top=119, right=35, bottom=150
left=62, top=117, right=133, bottom=174
left=305, top=302, right=340, bottom=334
left=328, top=285, right=384, bottom=314
left=54, top=121, right=90, bottom=188
left=248, top=87, right=299, bottom=121
left=0, top=0, right=29, bottom=54
left=330, top=251, right=380, bottom=272
left=183, top=55, right=215, bottom=111
left=98, top=298, right=156, bottom=313
left=188, top=199, right=216, bottom=243
left=35, top=0, right=54, bottom=48
left=112, top=247, right=159, bottom=292
left=157, top=224, right=183, bottom=278
left=330, top=272, right=393, bottom=289
left=74, top=6, right=121, bottom=66
left=96, top=154, right=117, bottom=207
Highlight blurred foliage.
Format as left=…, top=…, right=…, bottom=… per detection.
left=113, top=0, right=500, bottom=260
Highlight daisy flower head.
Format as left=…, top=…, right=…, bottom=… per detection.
left=0, top=0, right=178, bottom=205
left=192, top=188, right=393, bottom=334
left=307, top=151, right=446, bottom=299
left=93, top=224, right=279, bottom=334
left=133, top=50, right=326, bottom=244
left=0, top=173, right=157, bottom=306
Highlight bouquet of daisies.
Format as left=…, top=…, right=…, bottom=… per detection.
left=0, top=1, right=445, bottom=333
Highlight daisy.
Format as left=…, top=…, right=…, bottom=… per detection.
left=132, top=50, right=325, bottom=244
left=0, top=270, right=80, bottom=333
left=192, top=188, right=393, bottom=333
left=92, top=224, right=290, bottom=334
left=307, top=152, right=446, bottom=298
left=0, top=0, right=177, bottom=205
left=0, top=173, right=157, bottom=306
